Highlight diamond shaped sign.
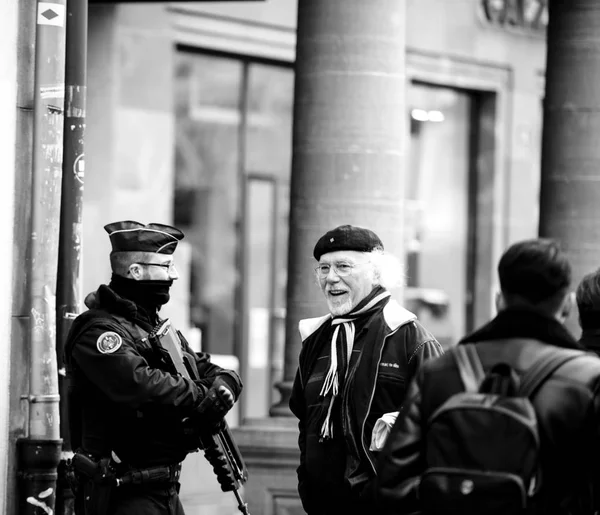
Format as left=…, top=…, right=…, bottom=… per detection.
left=37, top=2, right=65, bottom=27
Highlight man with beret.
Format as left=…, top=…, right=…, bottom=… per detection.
left=64, top=220, right=243, bottom=515
left=289, top=224, right=443, bottom=515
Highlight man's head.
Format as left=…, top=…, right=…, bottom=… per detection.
left=575, top=268, right=600, bottom=331
left=313, top=225, right=385, bottom=316
left=105, top=221, right=184, bottom=282
left=496, top=238, right=572, bottom=321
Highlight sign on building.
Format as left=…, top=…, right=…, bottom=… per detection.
left=482, top=0, right=548, bottom=33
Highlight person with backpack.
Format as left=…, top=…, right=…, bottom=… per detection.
left=374, top=238, right=600, bottom=515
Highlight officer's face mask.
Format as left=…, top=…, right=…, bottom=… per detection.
left=110, top=274, right=173, bottom=309
left=134, top=279, right=173, bottom=307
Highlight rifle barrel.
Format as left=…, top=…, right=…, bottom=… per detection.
left=233, top=488, right=251, bottom=515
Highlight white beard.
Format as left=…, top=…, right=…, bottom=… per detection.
left=326, top=296, right=354, bottom=316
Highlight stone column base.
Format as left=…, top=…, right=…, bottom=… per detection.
left=232, top=417, right=304, bottom=515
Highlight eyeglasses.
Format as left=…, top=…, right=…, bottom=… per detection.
left=137, top=262, right=177, bottom=273
left=314, top=262, right=366, bottom=279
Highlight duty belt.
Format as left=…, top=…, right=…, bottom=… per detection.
left=70, top=451, right=182, bottom=487
left=116, top=462, right=182, bottom=487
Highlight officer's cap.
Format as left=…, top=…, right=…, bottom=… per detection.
left=313, top=224, right=384, bottom=261
left=104, top=220, right=184, bottom=255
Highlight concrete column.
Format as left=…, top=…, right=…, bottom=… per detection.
left=234, top=2, right=407, bottom=514
left=272, top=0, right=407, bottom=416
left=539, top=0, right=600, bottom=336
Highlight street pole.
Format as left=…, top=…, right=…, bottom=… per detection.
left=271, top=0, right=408, bottom=415
left=18, top=1, right=66, bottom=513
left=539, top=0, right=600, bottom=336
left=56, top=0, right=87, bottom=512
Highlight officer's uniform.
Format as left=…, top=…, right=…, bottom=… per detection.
left=64, top=221, right=243, bottom=515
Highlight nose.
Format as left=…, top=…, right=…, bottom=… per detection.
left=169, top=265, right=179, bottom=280
left=325, top=267, right=340, bottom=282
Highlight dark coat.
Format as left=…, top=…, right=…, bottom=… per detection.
left=289, top=300, right=443, bottom=513
left=65, top=284, right=242, bottom=468
left=375, top=308, right=600, bottom=515
left=579, top=328, right=600, bottom=357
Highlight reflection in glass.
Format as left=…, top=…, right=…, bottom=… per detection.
left=174, top=53, right=243, bottom=355
left=405, top=83, right=474, bottom=349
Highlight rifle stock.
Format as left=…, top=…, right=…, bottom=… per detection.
left=148, top=319, right=251, bottom=515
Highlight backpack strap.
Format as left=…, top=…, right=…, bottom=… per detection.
left=454, top=344, right=485, bottom=393
left=519, top=349, right=583, bottom=398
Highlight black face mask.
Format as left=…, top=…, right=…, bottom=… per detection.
left=110, top=274, right=173, bottom=311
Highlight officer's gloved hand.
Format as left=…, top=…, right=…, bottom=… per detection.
left=195, top=376, right=235, bottom=429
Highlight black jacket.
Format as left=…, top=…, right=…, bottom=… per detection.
left=375, top=308, right=600, bottom=515
left=579, top=328, right=600, bottom=357
left=64, top=284, right=243, bottom=468
left=290, top=300, right=443, bottom=513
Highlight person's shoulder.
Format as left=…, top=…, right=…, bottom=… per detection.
left=383, top=302, right=438, bottom=344
left=554, top=349, right=600, bottom=389
left=382, top=299, right=417, bottom=331
left=69, top=308, right=128, bottom=341
left=298, top=314, right=332, bottom=342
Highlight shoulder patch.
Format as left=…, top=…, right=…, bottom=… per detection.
left=96, top=332, right=123, bottom=354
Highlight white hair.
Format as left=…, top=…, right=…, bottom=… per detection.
left=368, top=249, right=406, bottom=290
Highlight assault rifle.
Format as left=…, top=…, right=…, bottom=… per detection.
left=147, top=319, right=251, bottom=515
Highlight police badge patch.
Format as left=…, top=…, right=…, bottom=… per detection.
left=96, top=332, right=123, bottom=354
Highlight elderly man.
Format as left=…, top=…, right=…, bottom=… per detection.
left=289, top=224, right=443, bottom=515
left=64, top=220, right=243, bottom=515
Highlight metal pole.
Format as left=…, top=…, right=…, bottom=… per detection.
left=56, top=0, right=87, bottom=512
left=18, top=1, right=66, bottom=513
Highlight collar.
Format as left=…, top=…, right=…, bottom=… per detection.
left=459, top=307, right=583, bottom=351
left=298, top=298, right=416, bottom=341
left=84, top=284, right=157, bottom=327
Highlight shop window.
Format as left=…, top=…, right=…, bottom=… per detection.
left=405, top=83, right=494, bottom=348
left=174, top=52, right=243, bottom=357
left=174, top=50, right=293, bottom=420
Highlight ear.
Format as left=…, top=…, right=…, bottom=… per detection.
left=495, top=291, right=505, bottom=313
left=128, top=263, right=143, bottom=281
left=558, top=291, right=574, bottom=323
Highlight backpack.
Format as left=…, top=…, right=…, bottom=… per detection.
left=419, top=343, right=581, bottom=515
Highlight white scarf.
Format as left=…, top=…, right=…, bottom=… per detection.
left=318, top=290, right=392, bottom=440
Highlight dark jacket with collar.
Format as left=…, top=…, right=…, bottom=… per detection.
left=376, top=307, right=600, bottom=515
left=289, top=299, right=443, bottom=512
left=64, top=284, right=242, bottom=468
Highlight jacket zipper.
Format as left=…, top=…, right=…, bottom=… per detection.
left=361, top=326, right=401, bottom=474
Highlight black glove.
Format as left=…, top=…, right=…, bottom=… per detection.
left=196, top=376, right=235, bottom=427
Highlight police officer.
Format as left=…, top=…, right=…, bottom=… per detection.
left=65, top=220, right=243, bottom=515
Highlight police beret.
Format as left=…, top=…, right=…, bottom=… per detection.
left=104, top=220, right=184, bottom=255
left=313, top=224, right=384, bottom=261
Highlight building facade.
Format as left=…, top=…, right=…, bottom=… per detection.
left=4, top=0, right=548, bottom=513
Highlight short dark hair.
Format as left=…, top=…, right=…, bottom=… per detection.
left=498, top=238, right=571, bottom=312
left=576, top=268, right=600, bottom=330
left=109, top=251, right=148, bottom=276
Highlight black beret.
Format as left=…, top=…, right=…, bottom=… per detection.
left=313, top=224, right=384, bottom=261
left=104, top=220, right=184, bottom=255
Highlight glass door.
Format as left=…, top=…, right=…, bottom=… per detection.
left=404, top=83, right=483, bottom=349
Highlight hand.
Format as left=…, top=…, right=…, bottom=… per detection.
left=215, top=383, right=234, bottom=411
left=196, top=376, right=234, bottom=424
